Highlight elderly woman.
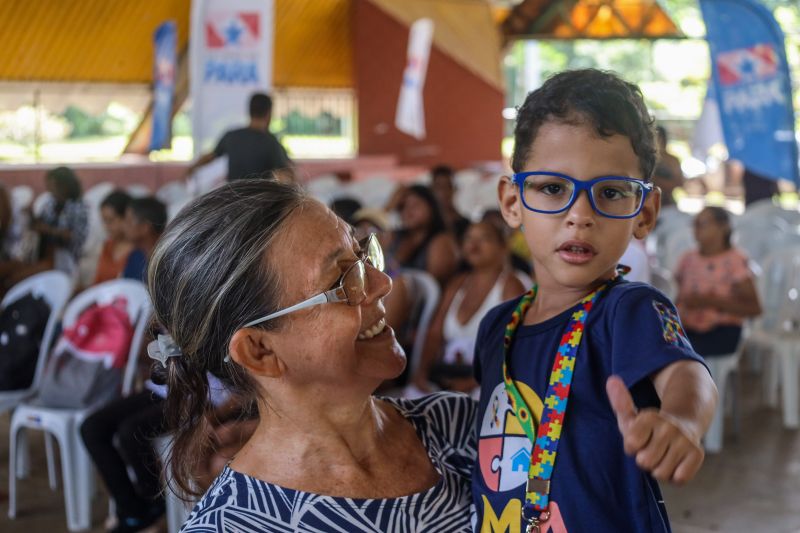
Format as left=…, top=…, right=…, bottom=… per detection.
left=147, top=179, right=476, bottom=532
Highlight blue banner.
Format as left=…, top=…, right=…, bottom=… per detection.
left=150, top=21, right=177, bottom=151
left=699, top=0, right=799, bottom=185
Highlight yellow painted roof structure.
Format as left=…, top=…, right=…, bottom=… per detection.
left=369, top=0, right=504, bottom=90
left=498, top=0, right=682, bottom=44
left=0, top=0, right=352, bottom=88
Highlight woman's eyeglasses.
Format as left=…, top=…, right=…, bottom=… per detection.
left=512, top=171, right=653, bottom=219
left=242, top=233, right=384, bottom=327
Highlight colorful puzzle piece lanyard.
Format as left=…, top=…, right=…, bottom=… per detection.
left=502, top=268, right=627, bottom=533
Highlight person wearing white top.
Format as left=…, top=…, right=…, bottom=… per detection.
left=412, top=220, right=526, bottom=395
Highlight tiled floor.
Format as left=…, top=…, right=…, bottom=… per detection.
left=0, top=369, right=799, bottom=533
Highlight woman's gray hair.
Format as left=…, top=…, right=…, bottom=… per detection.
left=147, top=178, right=307, bottom=498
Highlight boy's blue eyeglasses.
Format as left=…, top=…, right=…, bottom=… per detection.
left=243, top=233, right=384, bottom=327
left=512, top=171, right=654, bottom=219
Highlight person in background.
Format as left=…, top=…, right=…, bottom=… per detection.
left=93, top=190, right=134, bottom=285
left=675, top=206, right=761, bottom=357
left=121, top=197, right=167, bottom=282
left=0, top=167, right=88, bottom=295
left=385, top=184, right=459, bottom=286
left=430, top=164, right=470, bottom=242
left=329, top=197, right=362, bottom=226
left=742, top=166, right=779, bottom=206
left=185, top=92, right=291, bottom=182
left=653, top=125, right=685, bottom=207
left=411, top=220, right=526, bottom=396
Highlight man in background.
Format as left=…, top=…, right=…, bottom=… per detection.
left=186, top=92, right=292, bottom=182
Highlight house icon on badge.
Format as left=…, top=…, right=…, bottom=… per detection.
left=511, top=448, right=530, bottom=472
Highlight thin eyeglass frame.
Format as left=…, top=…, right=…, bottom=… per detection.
left=242, top=233, right=382, bottom=328
left=512, top=171, right=654, bottom=219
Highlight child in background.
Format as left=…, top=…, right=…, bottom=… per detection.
left=472, top=69, right=717, bottom=533
left=93, top=190, right=134, bottom=284
left=675, top=206, right=761, bottom=356
left=121, top=197, right=167, bottom=282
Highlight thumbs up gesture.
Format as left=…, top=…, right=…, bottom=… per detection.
left=606, top=375, right=705, bottom=484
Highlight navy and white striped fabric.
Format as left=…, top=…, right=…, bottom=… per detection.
left=181, top=392, right=477, bottom=532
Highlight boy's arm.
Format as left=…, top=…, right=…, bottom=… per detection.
left=606, top=360, right=717, bottom=484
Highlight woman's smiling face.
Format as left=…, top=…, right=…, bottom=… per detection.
left=265, top=201, right=406, bottom=388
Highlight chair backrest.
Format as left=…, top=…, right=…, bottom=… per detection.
left=756, top=245, right=800, bottom=334
left=649, top=266, right=676, bottom=300
left=1, top=271, right=73, bottom=391
left=32, top=191, right=53, bottom=217
left=661, top=226, right=696, bottom=272
left=62, top=279, right=152, bottom=396
left=157, top=181, right=190, bottom=205
left=126, top=184, right=152, bottom=199
left=10, top=186, right=34, bottom=212
left=401, top=269, right=440, bottom=380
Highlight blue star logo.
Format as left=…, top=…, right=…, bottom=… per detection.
left=224, top=21, right=243, bottom=45
left=739, top=56, right=755, bottom=78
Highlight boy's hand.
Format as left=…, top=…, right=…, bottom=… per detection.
left=606, top=375, right=704, bottom=484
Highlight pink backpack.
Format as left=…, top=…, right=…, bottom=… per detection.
left=38, top=298, right=134, bottom=408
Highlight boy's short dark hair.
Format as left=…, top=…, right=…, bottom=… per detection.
left=129, top=197, right=168, bottom=235
left=511, top=69, right=657, bottom=181
left=100, top=190, right=132, bottom=217
left=249, top=92, right=273, bottom=118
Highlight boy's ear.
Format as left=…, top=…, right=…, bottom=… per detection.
left=633, top=186, right=661, bottom=240
left=498, top=176, right=523, bottom=229
left=228, top=328, right=286, bottom=378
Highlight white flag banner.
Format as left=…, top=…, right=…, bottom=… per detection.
left=395, top=18, right=434, bottom=140
left=691, top=94, right=725, bottom=160
left=190, top=0, right=274, bottom=155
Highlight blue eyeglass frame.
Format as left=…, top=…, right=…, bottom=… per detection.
left=512, top=171, right=654, bottom=219
left=242, top=233, right=383, bottom=328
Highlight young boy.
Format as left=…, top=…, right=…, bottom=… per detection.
left=472, top=69, right=717, bottom=533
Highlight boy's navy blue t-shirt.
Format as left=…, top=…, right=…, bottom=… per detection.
left=471, top=280, right=705, bottom=533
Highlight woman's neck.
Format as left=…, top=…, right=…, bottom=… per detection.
left=241, top=391, right=390, bottom=468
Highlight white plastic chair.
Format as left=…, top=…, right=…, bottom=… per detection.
left=660, top=226, right=695, bottom=272
left=750, top=246, right=800, bottom=428
left=345, top=176, right=396, bottom=208
left=305, top=174, right=343, bottom=206
left=649, top=266, right=676, bottom=300
left=0, top=271, right=73, bottom=417
left=156, top=181, right=189, bottom=206
left=8, top=279, right=152, bottom=531
left=400, top=269, right=441, bottom=381
left=126, top=184, right=152, bottom=198
left=704, top=349, right=742, bottom=453
left=32, top=191, right=53, bottom=217
left=154, top=436, right=193, bottom=533
left=10, top=186, right=34, bottom=212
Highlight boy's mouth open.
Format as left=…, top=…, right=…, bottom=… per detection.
left=557, top=240, right=597, bottom=264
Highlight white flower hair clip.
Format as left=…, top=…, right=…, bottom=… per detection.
left=147, top=334, right=183, bottom=367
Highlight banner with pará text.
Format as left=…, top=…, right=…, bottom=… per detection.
left=699, top=0, right=799, bottom=185
left=190, top=0, right=274, bottom=155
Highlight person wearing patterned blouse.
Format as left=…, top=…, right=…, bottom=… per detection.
left=146, top=179, right=477, bottom=533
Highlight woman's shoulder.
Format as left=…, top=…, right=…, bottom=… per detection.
left=383, top=392, right=476, bottom=444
